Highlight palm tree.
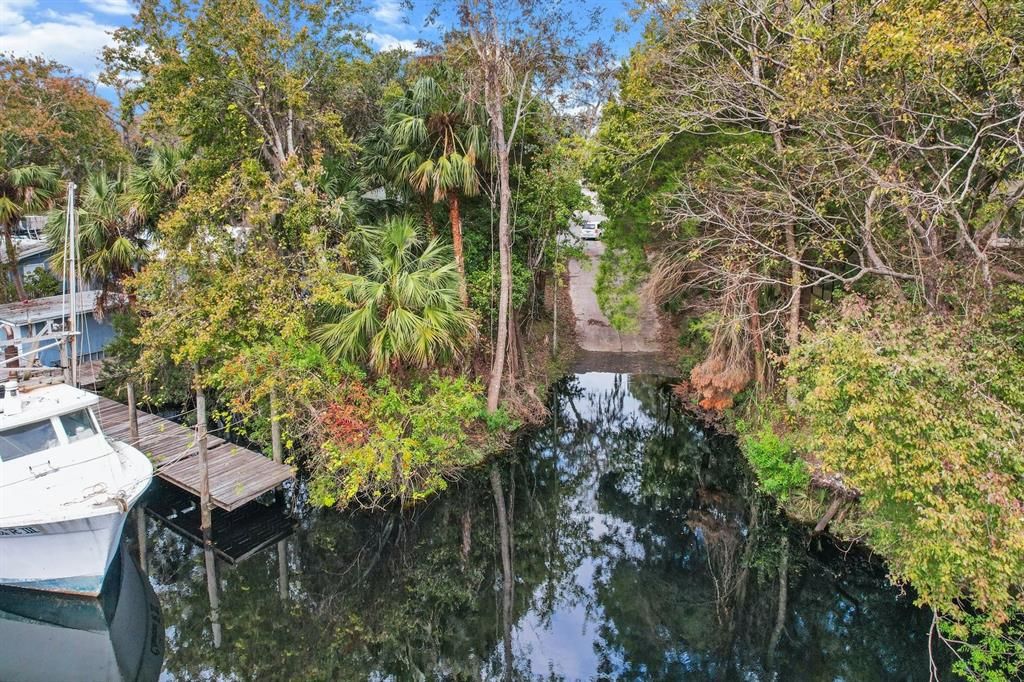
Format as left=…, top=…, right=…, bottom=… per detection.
left=123, top=145, right=188, bottom=230
left=46, top=172, right=144, bottom=310
left=46, top=145, right=187, bottom=310
left=315, top=215, right=475, bottom=373
left=0, top=144, right=58, bottom=300
left=386, top=74, right=487, bottom=306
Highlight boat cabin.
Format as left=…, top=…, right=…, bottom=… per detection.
left=0, top=382, right=104, bottom=465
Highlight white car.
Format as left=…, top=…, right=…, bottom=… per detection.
left=579, top=221, right=602, bottom=240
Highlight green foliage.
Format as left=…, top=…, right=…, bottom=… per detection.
left=46, top=172, right=146, bottom=307
left=101, top=310, right=191, bottom=406
left=0, top=267, right=61, bottom=302
left=104, top=0, right=365, bottom=184
left=944, top=608, right=1024, bottom=682
left=677, top=312, right=718, bottom=375
left=739, top=424, right=808, bottom=501
left=595, top=244, right=647, bottom=333
left=782, top=300, right=1024, bottom=674
left=309, top=375, right=495, bottom=508
left=993, top=285, right=1024, bottom=355
left=22, top=267, right=60, bottom=298
left=313, top=215, right=474, bottom=373
left=382, top=71, right=486, bottom=203
left=467, top=257, right=531, bottom=317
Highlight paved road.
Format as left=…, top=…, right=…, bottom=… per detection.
left=567, top=240, right=663, bottom=353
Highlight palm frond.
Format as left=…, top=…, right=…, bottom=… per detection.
left=315, top=215, right=472, bottom=373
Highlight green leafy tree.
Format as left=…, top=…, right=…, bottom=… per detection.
left=123, top=145, right=188, bottom=229
left=0, top=56, right=127, bottom=176
left=314, top=215, right=474, bottom=373
left=105, top=0, right=363, bottom=182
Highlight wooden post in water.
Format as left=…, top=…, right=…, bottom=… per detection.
left=127, top=381, right=139, bottom=445
left=277, top=538, right=289, bottom=601
left=203, top=544, right=222, bottom=649
left=270, top=389, right=285, bottom=502
left=270, top=389, right=283, bottom=465
left=196, top=385, right=213, bottom=539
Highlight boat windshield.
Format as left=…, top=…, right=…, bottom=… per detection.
left=60, top=409, right=98, bottom=444
left=0, top=421, right=61, bottom=461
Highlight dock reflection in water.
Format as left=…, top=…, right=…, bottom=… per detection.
left=0, top=544, right=164, bottom=682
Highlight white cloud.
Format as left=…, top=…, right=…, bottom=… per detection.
left=371, top=0, right=403, bottom=27
left=0, top=4, right=118, bottom=78
left=82, top=0, right=136, bottom=16
left=0, top=0, right=36, bottom=26
left=366, top=31, right=417, bottom=52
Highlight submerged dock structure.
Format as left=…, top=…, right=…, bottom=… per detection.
left=95, top=397, right=294, bottom=512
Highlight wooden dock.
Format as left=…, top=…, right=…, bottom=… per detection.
left=144, top=480, right=295, bottom=564
left=95, top=397, right=295, bottom=512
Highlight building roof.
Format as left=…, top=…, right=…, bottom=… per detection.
left=0, top=238, right=53, bottom=265
left=16, top=215, right=47, bottom=240
left=0, top=291, right=101, bottom=326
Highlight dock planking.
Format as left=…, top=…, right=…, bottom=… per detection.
left=96, top=397, right=294, bottom=512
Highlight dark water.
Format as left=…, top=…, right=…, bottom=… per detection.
left=2, top=372, right=951, bottom=680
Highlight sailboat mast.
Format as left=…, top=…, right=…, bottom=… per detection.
left=67, top=182, right=79, bottom=387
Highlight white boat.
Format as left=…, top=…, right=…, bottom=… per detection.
left=0, top=380, right=153, bottom=595
left=0, top=543, right=164, bottom=681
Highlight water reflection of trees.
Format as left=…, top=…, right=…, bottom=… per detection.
left=152, top=372, right=943, bottom=681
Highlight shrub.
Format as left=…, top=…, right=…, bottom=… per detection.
left=24, top=267, right=60, bottom=298
left=740, top=425, right=808, bottom=501
left=309, top=374, right=494, bottom=508
left=784, top=301, right=1024, bottom=674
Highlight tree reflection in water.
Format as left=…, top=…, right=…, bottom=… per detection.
left=149, top=372, right=947, bottom=681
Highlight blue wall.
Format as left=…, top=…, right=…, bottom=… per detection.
left=20, top=314, right=116, bottom=367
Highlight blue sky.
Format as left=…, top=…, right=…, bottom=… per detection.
left=1, top=0, right=643, bottom=91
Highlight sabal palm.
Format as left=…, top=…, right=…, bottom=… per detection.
left=315, top=216, right=474, bottom=373
left=0, top=145, right=58, bottom=299
left=386, top=74, right=487, bottom=305
left=46, top=146, right=186, bottom=308
left=46, top=173, right=144, bottom=309
left=123, top=145, right=188, bottom=230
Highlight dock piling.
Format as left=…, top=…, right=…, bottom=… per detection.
left=127, top=382, right=139, bottom=445
left=135, top=506, right=147, bottom=572
left=270, top=389, right=283, bottom=465
left=196, top=386, right=213, bottom=539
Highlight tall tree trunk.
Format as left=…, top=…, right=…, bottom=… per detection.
left=767, top=123, right=801, bottom=407
left=448, top=191, right=469, bottom=306
left=485, top=75, right=513, bottom=414
left=422, top=197, right=436, bottom=238
left=3, top=222, right=26, bottom=300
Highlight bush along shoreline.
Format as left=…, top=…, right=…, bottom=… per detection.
left=677, top=290, right=1024, bottom=680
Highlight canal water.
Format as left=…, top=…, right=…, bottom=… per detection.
left=1, top=371, right=951, bottom=680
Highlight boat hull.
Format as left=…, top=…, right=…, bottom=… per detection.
left=0, top=511, right=129, bottom=596
left=0, top=545, right=165, bottom=682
